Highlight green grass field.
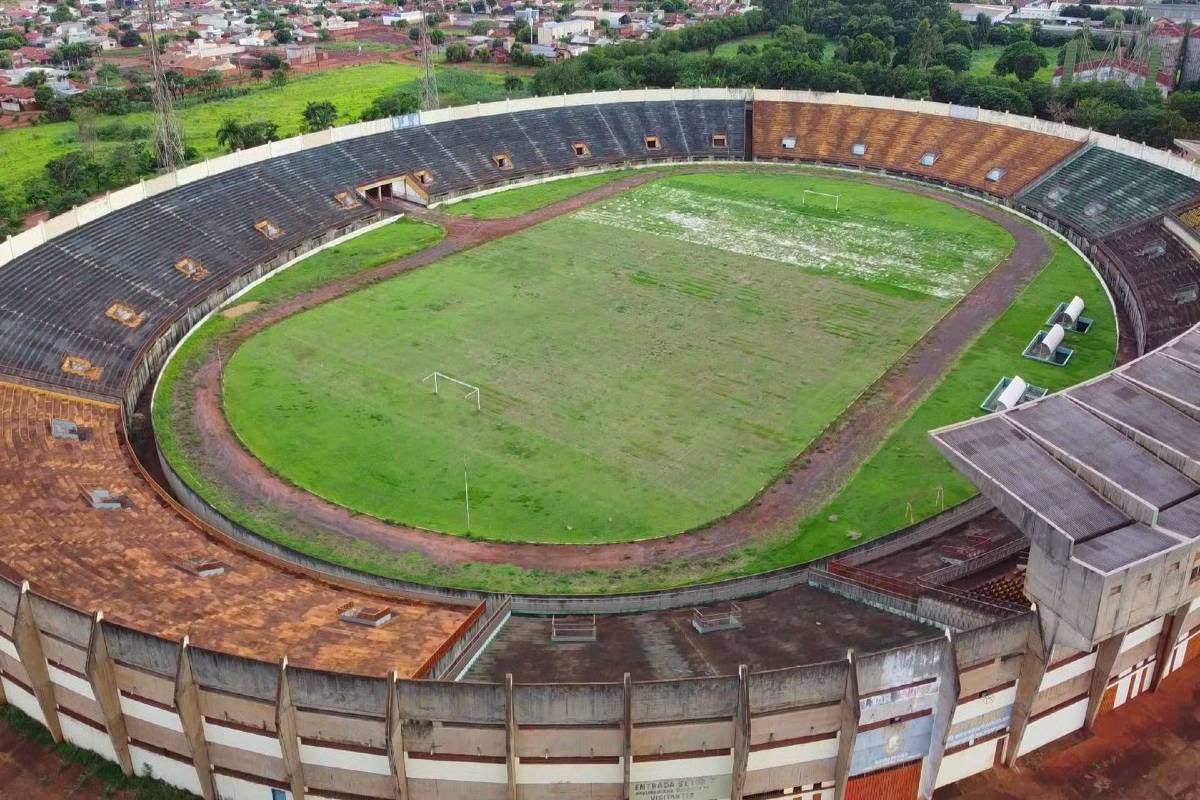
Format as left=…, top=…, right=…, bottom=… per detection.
left=442, top=170, right=639, bottom=218
left=738, top=236, right=1115, bottom=573
left=0, top=64, right=508, bottom=203
left=219, top=171, right=1012, bottom=543
left=714, top=33, right=775, bottom=56
left=970, top=43, right=1061, bottom=81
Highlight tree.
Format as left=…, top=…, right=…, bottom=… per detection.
left=250, top=66, right=264, bottom=81
left=360, top=88, right=419, bottom=120
left=270, top=67, right=289, bottom=87
left=51, top=2, right=74, bottom=23
left=429, top=28, right=446, bottom=45
left=993, top=39, right=1046, bottom=81
left=939, top=43, right=971, bottom=73
left=0, top=193, right=21, bottom=240
left=908, top=18, right=942, bottom=69
left=445, top=42, right=470, bottom=62
left=302, top=99, right=337, bottom=130
left=1072, top=96, right=1121, bottom=130
left=468, top=19, right=492, bottom=35
left=408, top=25, right=421, bottom=42
left=21, top=70, right=47, bottom=87
left=503, top=73, right=523, bottom=93
left=974, top=13, right=992, bottom=46
left=844, top=33, right=890, bottom=65
left=96, top=62, right=121, bottom=86
left=1168, top=90, right=1200, bottom=124
left=119, top=28, right=142, bottom=47
left=216, top=117, right=244, bottom=151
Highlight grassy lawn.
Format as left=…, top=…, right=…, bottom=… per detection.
left=219, top=172, right=1011, bottom=543
left=714, top=32, right=775, bottom=56
left=738, top=236, right=1115, bottom=573
left=970, top=43, right=1061, bottom=81
left=0, top=63, right=508, bottom=202
left=441, top=170, right=639, bottom=218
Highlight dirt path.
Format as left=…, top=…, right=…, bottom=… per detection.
left=179, top=169, right=1052, bottom=572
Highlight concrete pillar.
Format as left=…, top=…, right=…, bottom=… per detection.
left=505, top=673, right=517, bottom=800
left=85, top=614, right=134, bottom=776
left=919, top=632, right=961, bottom=800
left=174, top=638, right=217, bottom=800
left=1004, top=612, right=1049, bottom=767
left=12, top=583, right=62, bottom=742
left=387, top=672, right=410, bottom=800
left=276, top=660, right=306, bottom=800
left=1085, top=633, right=1125, bottom=732
left=833, top=651, right=860, bottom=800
left=1152, top=604, right=1191, bottom=692
left=731, top=664, right=750, bottom=800
left=623, top=672, right=632, bottom=800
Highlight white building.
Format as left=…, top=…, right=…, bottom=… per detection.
left=537, top=18, right=593, bottom=45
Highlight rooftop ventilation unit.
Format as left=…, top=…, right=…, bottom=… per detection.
left=919, top=152, right=938, bottom=167
left=492, top=152, right=513, bottom=170
left=1173, top=283, right=1199, bottom=304
left=985, top=167, right=1006, bottom=182
left=105, top=302, right=145, bottom=329
left=85, top=488, right=126, bottom=510
left=781, top=136, right=796, bottom=149
left=1047, top=185, right=1069, bottom=205
left=50, top=419, right=80, bottom=441
left=711, top=133, right=728, bottom=148
left=338, top=603, right=395, bottom=628
left=1136, top=241, right=1166, bottom=258
left=1083, top=201, right=1107, bottom=218
left=412, top=169, right=435, bottom=187
left=644, top=135, right=661, bottom=150
left=850, top=142, right=867, bottom=156
left=61, top=355, right=102, bottom=381
left=571, top=141, right=590, bottom=157
left=177, top=555, right=229, bottom=578
left=175, top=257, right=208, bottom=281
left=333, top=190, right=361, bottom=210
left=255, top=220, right=284, bottom=240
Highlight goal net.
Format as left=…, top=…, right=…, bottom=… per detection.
left=802, top=189, right=841, bottom=211
left=422, top=371, right=481, bottom=411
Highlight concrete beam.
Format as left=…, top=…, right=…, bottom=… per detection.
left=174, top=639, right=217, bottom=800
left=505, top=673, right=517, bottom=800
left=919, top=632, right=961, bottom=800
left=12, top=584, right=62, bottom=742
left=387, top=671, right=410, bottom=800
left=1085, top=633, right=1125, bottom=732
left=623, top=672, right=632, bottom=800
left=731, top=664, right=750, bottom=800
left=1152, top=603, right=1191, bottom=692
left=86, top=614, right=134, bottom=776
left=276, top=660, right=306, bottom=800
left=1004, top=612, right=1049, bottom=767
left=833, top=651, right=860, bottom=800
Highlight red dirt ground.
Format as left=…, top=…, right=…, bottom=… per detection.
left=172, top=168, right=1083, bottom=573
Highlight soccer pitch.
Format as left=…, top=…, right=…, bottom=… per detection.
left=221, top=172, right=1013, bottom=543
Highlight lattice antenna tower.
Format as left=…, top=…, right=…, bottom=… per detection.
left=418, top=0, right=439, bottom=111
left=145, top=0, right=185, bottom=171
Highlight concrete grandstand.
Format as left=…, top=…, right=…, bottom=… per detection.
left=0, top=88, right=1199, bottom=800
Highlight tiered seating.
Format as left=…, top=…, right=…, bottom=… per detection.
left=0, top=100, right=745, bottom=399
left=968, top=572, right=1029, bottom=607
left=0, top=382, right=471, bottom=676
left=1020, top=146, right=1200, bottom=237
left=1100, top=217, right=1200, bottom=348
left=752, top=101, right=1081, bottom=197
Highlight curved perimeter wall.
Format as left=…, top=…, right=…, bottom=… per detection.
left=3, top=90, right=1200, bottom=800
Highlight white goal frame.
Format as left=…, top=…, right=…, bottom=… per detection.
left=422, top=371, right=481, bottom=411
left=802, top=189, right=841, bottom=211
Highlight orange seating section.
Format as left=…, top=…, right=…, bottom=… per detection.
left=753, top=101, right=1082, bottom=197
left=0, top=382, right=471, bottom=676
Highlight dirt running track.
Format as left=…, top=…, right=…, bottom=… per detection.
left=178, top=168, right=1056, bottom=572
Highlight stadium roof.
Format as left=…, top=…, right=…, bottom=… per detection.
left=931, top=325, right=1200, bottom=576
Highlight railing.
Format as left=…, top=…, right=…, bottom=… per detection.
left=551, top=615, right=598, bottom=642
left=918, top=537, right=1030, bottom=589
left=829, top=495, right=994, bottom=568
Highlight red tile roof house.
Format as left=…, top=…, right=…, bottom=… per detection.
left=0, top=83, right=37, bottom=112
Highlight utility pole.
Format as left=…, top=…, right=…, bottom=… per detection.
left=418, top=0, right=439, bottom=111
left=145, top=0, right=185, bottom=171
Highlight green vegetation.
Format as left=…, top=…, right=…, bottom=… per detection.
left=0, top=705, right=195, bottom=800
left=156, top=169, right=1113, bottom=593
left=970, top=43, right=1059, bottom=81
left=442, top=170, right=638, bottom=218
left=219, top=172, right=1010, bottom=543
left=713, top=33, right=775, bottom=57
left=0, top=64, right=511, bottom=208
left=743, top=236, right=1116, bottom=571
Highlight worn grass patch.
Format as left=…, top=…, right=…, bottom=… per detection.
left=219, top=172, right=1011, bottom=543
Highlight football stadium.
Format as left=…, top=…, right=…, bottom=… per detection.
left=1, top=89, right=1200, bottom=800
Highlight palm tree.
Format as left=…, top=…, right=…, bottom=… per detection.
left=216, top=117, right=244, bottom=151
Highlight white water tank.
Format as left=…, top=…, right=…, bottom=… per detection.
left=1058, top=296, right=1085, bottom=327
left=1037, top=324, right=1066, bottom=358
left=996, top=376, right=1028, bottom=411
